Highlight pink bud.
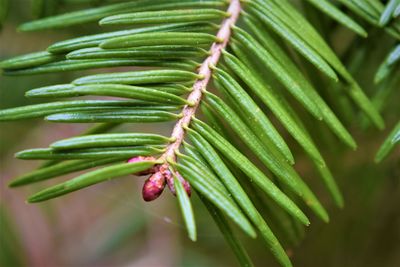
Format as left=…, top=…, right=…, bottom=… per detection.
left=166, top=171, right=191, bottom=197
left=127, top=156, right=145, bottom=163
left=128, top=156, right=158, bottom=175
left=142, top=172, right=166, bottom=202
left=164, top=169, right=175, bottom=195
left=177, top=172, right=191, bottom=197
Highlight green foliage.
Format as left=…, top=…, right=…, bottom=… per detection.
left=0, top=0, right=399, bottom=266
left=375, top=120, right=400, bottom=162
left=174, top=172, right=197, bottom=241
left=0, top=207, right=25, bottom=267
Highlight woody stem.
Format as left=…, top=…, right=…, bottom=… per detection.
left=158, top=0, right=242, bottom=164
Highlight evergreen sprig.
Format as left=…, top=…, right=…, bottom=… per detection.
left=1, top=0, right=399, bottom=266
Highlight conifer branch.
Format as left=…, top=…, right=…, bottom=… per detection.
left=133, top=0, right=242, bottom=201
left=148, top=0, right=241, bottom=164
left=1, top=1, right=398, bottom=265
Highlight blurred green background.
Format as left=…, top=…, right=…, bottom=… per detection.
left=0, top=1, right=399, bottom=267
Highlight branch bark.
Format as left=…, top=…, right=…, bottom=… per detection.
left=131, top=0, right=242, bottom=201
left=160, top=0, right=242, bottom=163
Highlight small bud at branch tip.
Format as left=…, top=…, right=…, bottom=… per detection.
left=142, top=172, right=166, bottom=201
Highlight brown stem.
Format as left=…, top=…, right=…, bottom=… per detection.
left=130, top=0, right=242, bottom=200
left=160, top=0, right=242, bottom=163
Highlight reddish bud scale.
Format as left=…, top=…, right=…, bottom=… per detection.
left=178, top=172, right=191, bottom=196
left=127, top=157, right=191, bottom=200
left=161, top=165, right=175, bottom=194
left=128, top=156, right=158, bottom=175
left=142, top=172, right=166, bottom=202
left=166, top=171, right=191, bottom=197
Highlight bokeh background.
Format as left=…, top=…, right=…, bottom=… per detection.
left=0, top=1, right=399, bottom=267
